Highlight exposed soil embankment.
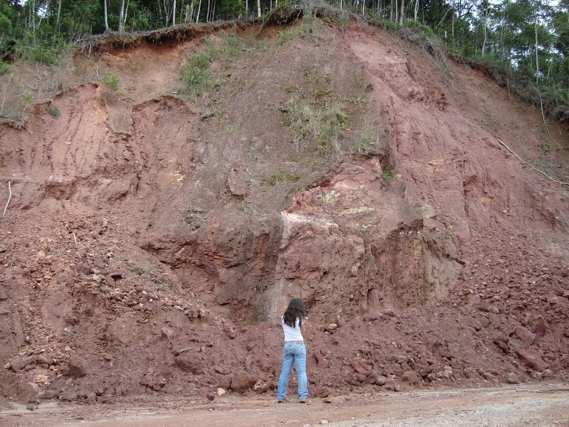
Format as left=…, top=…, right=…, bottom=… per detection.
left=1, top=19, right=569, bottom=404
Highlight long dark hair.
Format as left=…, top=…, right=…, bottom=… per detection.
left=283, top=298, right=305, bottom=328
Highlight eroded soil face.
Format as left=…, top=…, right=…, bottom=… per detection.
left=1, top=21, right=569, bottom=404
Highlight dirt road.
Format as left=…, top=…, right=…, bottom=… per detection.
left=2, top=383, right=568, bottom=426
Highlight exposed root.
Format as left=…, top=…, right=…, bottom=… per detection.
left=260, top=4, right=304, bottom=30
left=2, top=180, right=11, bottom=217
left=77, top=21, right=255, bottom=56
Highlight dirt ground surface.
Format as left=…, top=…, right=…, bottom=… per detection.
left=1, top=383, right=568, bottom=426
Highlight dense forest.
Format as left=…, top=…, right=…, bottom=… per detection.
left=0, top=0, right=568, bottom=118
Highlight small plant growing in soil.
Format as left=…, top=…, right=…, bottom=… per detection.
left=317, top=103, right=348, bottom=153
left=182, top=34, right=246, bottom=97
left=383, top=166, right=395, bottom=182
left=358, top=128, right=377, bottom=156
left=264, top=171, right=301, bottom=186
left=220, top=34, right=244, bottom=58
left=16, top=41, right=66, bottom=65
left=344, top=95, right=366, bottom=105
left=46, top=104, right=61, bottom=118
left=539, top=142, right=551, bottom=156
left=279, top=67, right=352, bottom=155
left=256, top=39, right=269, bottom=51
left=182, top=51, right=213, bottom=96
left=404, top=19, right=438, bottom=39
left=276, top=26, right=303, bottom=46
left=18, top=90, right=34, bottom=116
left=368, top=16, right=402, bottom=32
left=281, top=99, right=347, bottom=154
left=21, top=91, right=33, bottom=106
left=102, top=73, right=120, bottom=92
left=0, top=60, right=9, bottom=75
left=282, top=84, right=300, bottom=94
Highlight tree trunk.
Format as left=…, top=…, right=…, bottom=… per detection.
left=31, top=0, right=37, bottom=39
left=172, top=0, right=176, bottom=25
left=157, top=0, right=163, bottom=24
left=162, top=0, right=170, bottom=26
left=196, top=0, right=202, bottom=22
left=501, top=0, right=508, bottom=60
left=124, top=0, right=130, bottom=28
left=394, top=0, right=398, bottom=23
left=414, top=0, right=418, bottom=21
left=56, top=0, right=62, bottom=31
left=547, top=59, right=552, bottom=81
left=451, top=13, right=454, bottom=46
left=399, top=0, right=404, bottom=24
left=103, top=0, right=109, bottom=31
left=257, top=0, right=261, bottom=18
left=118, top=0, right=130, bottom=32
left=481, top=18, right=487, bottom=55
left=119, top=0, right=126, bottom=32
left=535, top=23, right=539, bottom=81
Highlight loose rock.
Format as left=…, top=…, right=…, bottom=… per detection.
left=174, top=354, right=204, bottom=375
left=374, top=375, right=387, bottom=386
left=401, top=370, right=420, bottom=385
left=516, top=349, right=546, bottom=371
left=10, top=355, right=49, bottom=372
left=533, top=317, right=547, bottom=337
left=506, top=372, right=520, bottom=384
left=514, top=326, right=535, bottom=345
left=64, top=357, right=87, bottom=378
left=230, top=373, right=255, bottom=393
left=325, top=323, right=338, bottom=332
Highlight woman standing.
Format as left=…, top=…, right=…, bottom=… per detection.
left=277, top=298, right=309, bottom=403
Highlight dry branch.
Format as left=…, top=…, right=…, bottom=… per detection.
left=496, top=138, right=569, bottom=186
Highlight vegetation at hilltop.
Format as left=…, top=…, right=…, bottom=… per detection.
left=0, top=0, right=568, bottom=120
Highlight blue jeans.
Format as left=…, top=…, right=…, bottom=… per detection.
left=277, top=341, right=308, bottom=400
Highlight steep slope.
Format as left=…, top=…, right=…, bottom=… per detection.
left=0, top=20, right=568, bottom=403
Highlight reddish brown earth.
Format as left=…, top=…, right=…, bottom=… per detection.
left=1, top=20, right=569, bottom=406
left=2, top=383, right=569, bottom=426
